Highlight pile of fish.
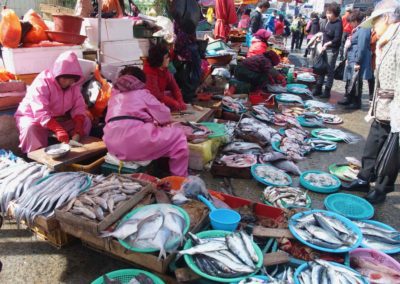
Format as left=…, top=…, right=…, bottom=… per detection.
left=103, top=273, right=155, bottom=284
left=281, top=106, right=305, bottom=117
left=297, top=259, right=364, bottom=284
left=354, top=220, right=400, bottom=251
left=62, top=174, right=144, bottom=221
left=0, top=160, right=50, bottom=213
left=351, top=255, right=400, bottom=284
left=314, top=129, right=360, bottom=144
left=101, top=204, right=187, bottom=260
left=318, top=113, right=343, bottom=124
left=304, top=100, right=335, bottom=112
left=179, top=231, right=260, bottom=278
left=267, top=266, right=295, bottom=284
left=297, top=114, right=324, bottom=127
left=303, top=173, right=339, bottom=188
left=274, top=114, right=302, bottom=128
left=263, top=186, right=308, bottom=208
left=222, top=142, right=263, bottom=155
left=222, top=96, right=247, bottom=113
left=292, top=212, right=358, bottom=250
left=307, top=139, right=337, bottom=151
left=236, top=118, right=277, bottom=146
left=220, top=154, right=257, bottom=168
left=255, top=165, right=291, bottom=185
left=12, top=172, right=90, bottom=224
left=278, top=127, right=312, bottom=160
left=252, top=105, right=275, bottom=123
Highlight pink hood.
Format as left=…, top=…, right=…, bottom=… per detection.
left=51, top=51, right=83, bottom=86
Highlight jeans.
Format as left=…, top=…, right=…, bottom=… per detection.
left=316, top=48, right=339, bottom=90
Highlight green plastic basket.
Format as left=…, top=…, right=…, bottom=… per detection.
left=91, top=269, right=164, bottom=284
left=199, top=122, right=226, bottom=138
left=118, top=204, right=190, bottom=253
left=183, top=230, right=264, bottom=283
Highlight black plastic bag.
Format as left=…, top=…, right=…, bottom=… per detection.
left=334, top=60, right=346, bottom=80
left=167, top=0, right=201, bottom=34
left=312, top=51, right=329, bottom=75
left=345, top=70, right=360, bottom=97
left=375, top=132, right=399, bottom=183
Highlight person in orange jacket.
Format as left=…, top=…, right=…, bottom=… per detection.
left=340, top=7, right=353, bottom=60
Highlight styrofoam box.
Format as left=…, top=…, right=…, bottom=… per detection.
left=101, top=39, right=149, bottom=64
left=2, top=46, right=83, bottom=75
left=82, top=18, right=133, bottom=44
left=101, top=60, right=142, bottom=82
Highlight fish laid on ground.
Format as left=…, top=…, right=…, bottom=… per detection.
left=259, top=152, right=288, bottom=163
left=307, top=139, right=337, bottom=151
left=315, top=128, right=360, bottom=144
left=222, top=96, right=247, bottom=113
left=255, top=165, right=290, bottom=185
left=179, top=231, right=259, bottom=278
left=272, top=160, right=302, bottom=175
left=222, top=142, right=263, bottom=155
left=354, top=220, right=400, bottom=251
left=64, top=174, right=144, bottom=222
left=236, top=118, right=277, bottom=146
left=293, top=212, right=358, bottom=250
left=13, top=172, right=90, bottom=225
left=303, top=173, right=339, bottom=187
left=298, top=260, right=364, bottom=284
left=263, top=186, right=308, bottom=208
left=220, top=154, right=257, bottom=168
left=101, top=204, right=187, bottom=260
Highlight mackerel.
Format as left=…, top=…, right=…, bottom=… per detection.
left=239, top=231, right=258, bottom=263
left=226, top=233, right=255, bottom=268
left=202, top=251, right=255, bottom=273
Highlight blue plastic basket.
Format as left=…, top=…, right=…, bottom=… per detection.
left=288, top=209, right=363, bottom=253
left=297, top=116, right=324, bottom=128
left=300, top=170, right=341, bottom=193
left=275, top=94, right=303, bottom=104
left=91, top=269, right=164, bottom=284
left=293, top=261, right=368, bottom=284
left=271, top=141, right=284, bottom=153
left=358, top=220, right=400, bottom=254
left=311, top=128, right=344, bottom=142
left=287, top=83, right=310, bottom=95
left=251, top=164, right=292, bottom=187
left=324, top=193, right=374, bottom=220
left=306, top=138, right=337, bottom=152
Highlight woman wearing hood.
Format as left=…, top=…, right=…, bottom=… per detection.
left=103, top=67, right=189, bottom=177
left=15, top=51, right=91, bottom=153
left=344, top=0, right=400, bottom=204
left=235, top=50, right=285, bottom=90
left=247, top=29, right=272, bottom=58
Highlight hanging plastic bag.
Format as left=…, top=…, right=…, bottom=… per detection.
left=0, top=9, right=22, bottom=48
left=334, top=60, right=346, bottom=80
left=22, top=9, right=49, bottom=44
left=312, top=51, right=329, bottom=75
left=88, top=66, right=112, bottom=119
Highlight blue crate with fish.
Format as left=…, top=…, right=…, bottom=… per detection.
left=181, top=230, right=264, bottom=283
left=307, top=138, right=337, bottom=152
left=353, top=220, right=400, bottom=254
left=324, top=193, right=375, bottom=221
left=300, top=170, right=341, bottom=193
left=251, top=164, right=292, bottom=187
left=286, top=83, right=310, bottom=95
left=262, top=186, right=312, bottom=209
left=294, top=260, right=368, bottom=284
left=91, top=268, right=164, bottom=284
left=289, top=209, right=363, bottom=254
left=296, top=115, right=324, bottom=128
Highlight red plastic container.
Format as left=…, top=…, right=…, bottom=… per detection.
left=249, top=91, right=275, bottom=108
left=53, top=15, right=83, bottom=34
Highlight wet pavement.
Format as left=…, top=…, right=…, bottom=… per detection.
left=0, top=55, right=399, bottom=283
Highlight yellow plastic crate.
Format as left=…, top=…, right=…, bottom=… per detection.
left=188, top=137, right=226, bottom=170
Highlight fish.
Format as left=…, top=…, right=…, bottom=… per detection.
left=304, top=100, right=335, bottom=111
left=305, top=225, right=344, bottom=246
left=220, top=154, right=257, bottom=168
left=226, top=233, right=255, bottom=268
left=263, top=186, right=308, bottom=208
left=314, top=129, right=360, bottom=144
left=255, top=165, right=290, bottom=185
left=272, top=160, right=302, bottom=175
left=134, top=212, right=164, bottom=241
left=304, top=173, right=339, bottom=187
left=202, top=251, right=255, bottom=273
left=236, top=118, right=277, bottom=146
left=278, top=93, right=304, bottom=105
left=239, top=231, right=258, bottom=263
left=356, top=268, right=400, bottom=284
left=351, top=256, right=400, bottom=278
left=259, top=152, right=288, bottom=163
left=103, top=275, right=121, bottom=284
left=132, top=273, right=154, bottom=284
left=178, top=241, right=228, bottom=256
left=222, top=142, right=263, bottom=155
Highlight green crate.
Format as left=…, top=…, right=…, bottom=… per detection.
left=100, top=162, right=148, bottom=175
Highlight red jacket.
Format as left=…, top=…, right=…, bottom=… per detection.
left=342, top=13, right=352, bottom=34
left=247, top=39, right=268, bottom=58
left=275, top=20, right=284, bottom=36
left=143, top=63, right=184, bottom=111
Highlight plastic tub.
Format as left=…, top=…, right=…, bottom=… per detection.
left=251, top=164, right=292, bottom=187
left=324, top=193, right=374, bottom=220
left=357, top=220, right=400, bottom=254
left=91, top=269, right=164, bottom=284
left=53, top=15, right=83, bottom=34
left=300, top=170, right=341, bottom=193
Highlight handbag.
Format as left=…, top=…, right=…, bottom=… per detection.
left=334, top=60, right=346, bottom=80
left=312, top=51, right=329, bottom=75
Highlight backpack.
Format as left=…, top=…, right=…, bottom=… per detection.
left=290, top=19, right=299, bottom=32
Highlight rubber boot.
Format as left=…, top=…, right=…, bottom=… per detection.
left=346, top=94, right=361, bottom=110
left=338, top=97, right=352, bottom=105
left=312, top=84, right=323, bottom=97
left=320, top=86, right=331, bottom=99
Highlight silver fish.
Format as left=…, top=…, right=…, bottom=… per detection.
left=239, top=231, right=258, bottom=263
left=272, top=160, right=302, bottom=175
left=134, top=212, right=164, bottom=241
left=305, top=225, right=344, bottom=246
left=178, top=241, right=228, bottom=256
left=226, top=233, right=255, bottom=268
left=202, top=251, right=255, bottom=273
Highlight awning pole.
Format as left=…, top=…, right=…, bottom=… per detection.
left=97, top=0, right=102, bottom=70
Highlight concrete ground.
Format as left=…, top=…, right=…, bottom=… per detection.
left=0, top=54, right=399, bottom=283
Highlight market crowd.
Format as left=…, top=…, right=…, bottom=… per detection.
left=12, top=0, right=400, bottom=204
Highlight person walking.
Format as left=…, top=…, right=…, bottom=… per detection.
left=249, top=1, right=270, bottom=35
left=312, top=2, right=343, bottom=98
left=338, top=11, right=372, bottom=110
left=340, top=7, right=353, bottom=60
left=304, top=13, right=320, bottom=57
left=343, top=0, right=400, bottom=204
left=290, top=14, right=301, bottom=51
left=267, top=11, right=277, bottom=33
left=275, top=14, right=285, bottom=40
left=296, top=15, right=307, bottom=50
left=319, top=11, right=328, bottom=32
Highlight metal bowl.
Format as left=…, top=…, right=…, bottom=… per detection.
left=44, top=143, right=71, bottom=159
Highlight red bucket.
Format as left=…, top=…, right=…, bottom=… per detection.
left=53, top=15, right=83, bottom=34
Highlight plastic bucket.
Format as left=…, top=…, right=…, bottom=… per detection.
left=53, top=15, right=84, bottom=34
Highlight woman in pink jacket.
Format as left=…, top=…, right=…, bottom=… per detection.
left=15, top=51, right=91, bottom=153
left=103, top=67, right=189, bottom=177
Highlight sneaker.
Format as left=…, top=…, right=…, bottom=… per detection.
left=342, top=178, right=370, bottom=192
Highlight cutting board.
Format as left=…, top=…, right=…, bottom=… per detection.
left=171, top=105, right=214, bottom=123
left=28, top=136, right=106, bottom=170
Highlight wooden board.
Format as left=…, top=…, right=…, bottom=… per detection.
left=252, top=226, right=294, bottom=239
left=171, top=105, right=214, bottom=123
left=55, top=179, right=153, bottom=234
left=28, top=136, right=107, bottom=171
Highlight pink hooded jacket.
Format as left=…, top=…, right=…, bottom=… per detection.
left=103, top=75, right=189, bottom=176
left=15, top=51, right=87, bottom=128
